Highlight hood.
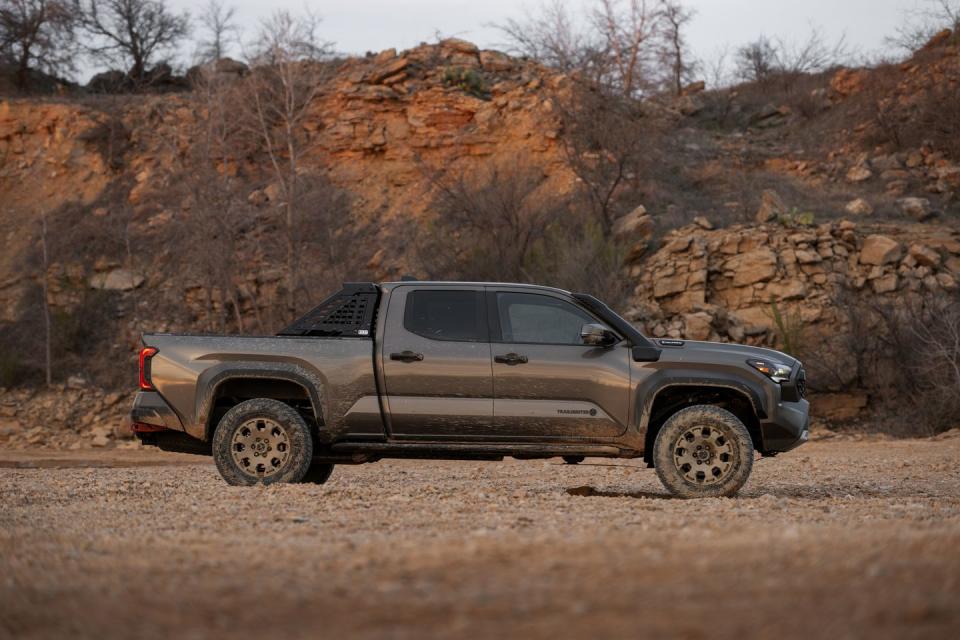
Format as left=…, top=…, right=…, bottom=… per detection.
left=654, top=338, right=799, bottom=368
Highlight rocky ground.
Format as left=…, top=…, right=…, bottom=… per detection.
left=1, top=436, right=958, bottom=639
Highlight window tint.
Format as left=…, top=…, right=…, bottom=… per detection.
left=497, top=292, right=598, bottom=345
left=403, top=290, right=486, bottom=342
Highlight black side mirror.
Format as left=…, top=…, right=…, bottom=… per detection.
left=580, top=323, right=616, bottom=347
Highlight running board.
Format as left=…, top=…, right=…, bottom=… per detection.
left=326, top=441, right=634, bottom=462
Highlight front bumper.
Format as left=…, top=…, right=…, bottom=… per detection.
left=760, top=398, right=810, bottom=453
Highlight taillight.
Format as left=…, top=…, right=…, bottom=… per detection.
left=139, top=347, right=158, bottom=390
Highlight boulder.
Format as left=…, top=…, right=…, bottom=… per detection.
left=682, top=312, right=713, bottom=341
left=729, top=248, right=778, bottom=286
left=479, top=50, right=513, bottom=72
left=860, top=235, right=902, bottom=266
left=845, top=165, right=872, bottom=183
left=693, top=216, right=714, bottom=230
left=89, top=268, right=144, bottom=291
left=871, top=273, right=899, bottom=294
left=897, top=197, right=933, bottom=221
left=612, top=206, right=653, bottom=239
left=755, top=189, right=785, bottom=222
left=816, top=393, right=868, bottom=421
left=908, top=244, right=941, bottom=268
left=844, top=198, right=873, bottom=216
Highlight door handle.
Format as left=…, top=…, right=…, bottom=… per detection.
left=390, top=350, right=424, bottom=363
left=494, top=352, right=528, bottom=365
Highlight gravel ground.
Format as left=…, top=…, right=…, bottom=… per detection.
left=1, top=437, right=959, bottom=640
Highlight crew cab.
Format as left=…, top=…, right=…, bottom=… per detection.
left=130, top=282, right=809, bottom=498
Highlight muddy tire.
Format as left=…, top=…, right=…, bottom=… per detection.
left=653, top=405, right=754, bottom=499
left=300, top=462, right=335, bottom=484
left=212, top=398, right=313, bottom=486
left=562, top=456, right=585, bottom=465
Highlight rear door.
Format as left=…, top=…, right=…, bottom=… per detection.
left=380, top=286, right=493, bottom=438
left=489, top=288, right=631, bottom=440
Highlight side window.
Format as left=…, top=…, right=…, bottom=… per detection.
left=497, top=292, right=600, bottom=345
left=403, top=290, right=486, bottom=342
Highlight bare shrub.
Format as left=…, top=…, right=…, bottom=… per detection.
left=416, top=156, right=567, bottom=283
left=805, top=288, right=960, bottom=436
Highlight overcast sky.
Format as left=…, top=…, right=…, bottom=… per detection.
left=117, top=0, right=927, bottom=79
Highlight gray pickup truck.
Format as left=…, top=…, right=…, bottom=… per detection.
left=130, top=281, right=809, bottom=498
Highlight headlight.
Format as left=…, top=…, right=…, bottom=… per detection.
left=747, top=359, right=793, bottom=383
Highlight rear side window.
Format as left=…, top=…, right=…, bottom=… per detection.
left=403, top=290, right=487, bottom=342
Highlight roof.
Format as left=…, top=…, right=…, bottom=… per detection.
left=379, top=281, right=572, bottom=295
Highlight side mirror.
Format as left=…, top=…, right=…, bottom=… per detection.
left=580, top=323, right=616, bottom=347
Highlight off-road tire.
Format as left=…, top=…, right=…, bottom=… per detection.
left=653, top=405, right=754, bottom=499
left=300, top=462, right=335, bottom=484
left=212, top=398, right=313, bottom=486
left=562, top=456, right=585, bottom=465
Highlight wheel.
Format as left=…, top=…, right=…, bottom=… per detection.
left=212, top=398, right=313, bottom=486
left=562, top=456, right=585, bottom=465
left=300, top=462, right=335, bottom=484
left=652, top=405, right=754, bottom=499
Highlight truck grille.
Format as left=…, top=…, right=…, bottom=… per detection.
left=796, top=369, right=807, bottom=398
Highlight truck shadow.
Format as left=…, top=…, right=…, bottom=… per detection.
left=566, top=485, right=674, bottom=499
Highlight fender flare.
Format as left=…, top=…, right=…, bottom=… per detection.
left=636, top=369, right=769, bottom=434
left=195, top=362, right=327, bottom=440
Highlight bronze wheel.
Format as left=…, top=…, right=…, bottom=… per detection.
left=230, top=417, right=292, bottom=480
left=212, top=398, right=313, bottom=486
left=653, top=405, right=754, bottom=498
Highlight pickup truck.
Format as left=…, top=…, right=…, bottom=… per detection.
left=130, top=281, right=809, bottom=498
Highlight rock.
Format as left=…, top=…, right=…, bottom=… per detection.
left=846, top=165, right=872, bottom=183
left=844, top=198, right=873, bottom=216
left=755, top=190, right=785, bottom=223
left=693, top=216, right=714, bottom=230
left=816, top=393, right=868, bottom=421
left=729, top=248, right=778, bottom=286
left=368, top=57, right=409, bottom=84
left=89, top=268, right=144, bottom=291
left=66, top=375, right=87, bottom=390
left=91, top=434, right=110, bottom=447
left=682, top=312, right=713, bottom=341
left=872, top=273, right=899, bottom=294
left=653, top=274, right=687, bottom=299
left=897, top=197, right=933, bottom=221
left=908, top=244, right=941, bottom=268
left=612, top=206, right=653, bottom=239
left=860, top=235, right=902, bottom=266
left=479, top=50, right=513, bottom=72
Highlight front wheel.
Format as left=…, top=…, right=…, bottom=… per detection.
left=652, top=405, right=754, bottom=498
left=212, top=398, right=313, bottom=486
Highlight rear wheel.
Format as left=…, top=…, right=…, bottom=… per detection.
left=653, top=405, right=753, bottom=498
left=212, top=398, right=313, bottom=486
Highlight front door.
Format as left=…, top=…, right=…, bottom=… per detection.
left=489, top=289, right=631, bottom=440
left=380, top=286, right=493, bottom=438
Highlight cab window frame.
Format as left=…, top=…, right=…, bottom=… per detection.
left=486, top=289, right=622, bottom=347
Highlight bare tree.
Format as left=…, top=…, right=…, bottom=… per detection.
left=241, top=9, right=337, bottom=318
left=38, top=208, right=51, bottom=386
left=80, top=0, right=190, bottom=81
left=196, top=0, right=237, bottom=62
left=498, top=0, right=595, bottom=74
left=656, top=0, right=696, bottom=95
left=417, top=157, right=567, bottom=283
left=0, top=0, right=77, bottom=89
left=590, top=0, right=661, bottom=97
left=734, top=36, right=777, bottom=83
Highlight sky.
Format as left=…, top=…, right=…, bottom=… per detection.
left=90, top=0, right=929, bottom=80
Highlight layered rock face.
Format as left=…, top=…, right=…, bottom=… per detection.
left=626, top=220, right=960, bottom=344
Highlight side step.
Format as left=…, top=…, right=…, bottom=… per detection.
left=326, top=441, right=634, bottom=463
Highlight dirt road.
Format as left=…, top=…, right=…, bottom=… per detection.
left=2, top=437, right=959, bottom=639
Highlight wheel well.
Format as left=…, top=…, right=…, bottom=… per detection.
left=643, top=386, right=762, bottom=466
left=206, top=378, right=319, bottom=440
